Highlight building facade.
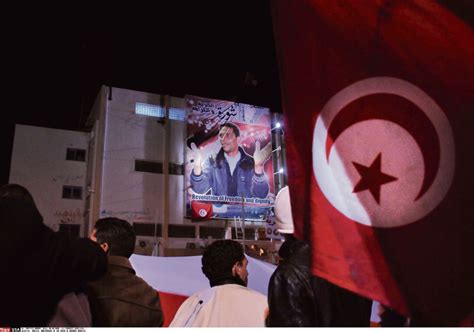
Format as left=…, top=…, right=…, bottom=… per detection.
left=10, top=124, right=89, bottom=236
left=10, top=86, right=286, bottom=261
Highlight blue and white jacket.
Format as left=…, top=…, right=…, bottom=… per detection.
left=191, top=147, right=269, bottom=198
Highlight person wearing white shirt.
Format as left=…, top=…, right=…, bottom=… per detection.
left=170, top=240, right=268, bottom=327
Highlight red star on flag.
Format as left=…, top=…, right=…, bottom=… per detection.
left=352, top=153, right=397, bottom=204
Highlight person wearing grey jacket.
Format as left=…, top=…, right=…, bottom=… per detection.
left=190, top=122, right=271, bottom=198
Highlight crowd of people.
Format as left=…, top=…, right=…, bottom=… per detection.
left=0, top=183, right=409, bottom=327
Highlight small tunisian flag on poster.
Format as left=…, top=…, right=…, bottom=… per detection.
left=272, top=0, right=474, bottom=326
left=191, top=201, right=213, bottom=220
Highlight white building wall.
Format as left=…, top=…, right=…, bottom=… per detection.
left=99, top=87, right=186, bottom=226
left=9, top=124, right=89, bottom=234
left=7, top=88, right=278, bottom=256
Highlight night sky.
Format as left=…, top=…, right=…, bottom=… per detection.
left=1, top=1, right=281, bottom=184
left=3, top=1, right=471, bottom=186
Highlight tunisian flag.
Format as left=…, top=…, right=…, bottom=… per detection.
left=191, top=200, right=213, bottom=220
left=272, top=0, right=474, bottom=325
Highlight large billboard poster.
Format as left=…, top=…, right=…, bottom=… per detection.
left=185, top=95, right=275, bottom=221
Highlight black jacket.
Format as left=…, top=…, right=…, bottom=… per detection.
left=267, top=239, right=319, bottom=326
left=267, top=237, right=373, bottom=327
left=0, top=197, right=107, bottom=327
left=311, top=274, right=372, bottom=327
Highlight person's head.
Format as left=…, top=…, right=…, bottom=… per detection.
left=89, top=217, right=136, bottom=258
left=0, top=183, right=36, bottom=205
left=218, top=123, right=240, bottom=155
left=201, top=239, right=249, bottom=286
left=0, top=183, right=43, bottom=241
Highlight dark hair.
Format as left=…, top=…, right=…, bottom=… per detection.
left=93, top=218, right=136, bottom=258
left=0, top=183, right=35, bottom=205
left=220, top=122, right=240, bottom=137
left=201, top=240, right=245, bottom=282
left=278, top=234, right=297, bottom=260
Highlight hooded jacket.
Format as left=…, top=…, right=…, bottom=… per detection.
left=0, top=197, right=107, bottom=327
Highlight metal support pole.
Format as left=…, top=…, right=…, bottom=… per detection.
left=160, top=95, right=171, bottom=255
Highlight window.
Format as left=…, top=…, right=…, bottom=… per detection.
left=135, top=102, right=186, bottom=121
left=135, top=160, right=163, bottom=174
left=135, top=102, right=165, bottom=118
left=66, top=148, right=86, bottom=162
left=168, top=108, right=186, bottom=121
left=135, top=160, right=184, bottom=175
left=200, top=226, right=226, bottom=239
left=62, top=186, right=83, bottom=200
left=169, top=163, right=184, bottom=175
left=231, top=228, right=259, bottom=240
left=169, top=225, right=196, bottom=238
left=133, top=222, right=162, bottom=237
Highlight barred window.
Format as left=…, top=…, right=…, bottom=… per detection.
left=62, top=186, right=83, bottom=200
left=66, top=148, right=86, bottom=162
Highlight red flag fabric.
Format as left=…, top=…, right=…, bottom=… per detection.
left=191, top=200, right=213, bottom=220
left=272, top=0, right=474, bottom=325
left=157, top=291, right=188, bottom=327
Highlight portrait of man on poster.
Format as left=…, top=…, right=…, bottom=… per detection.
left=189, top=122, right=271, bottom=199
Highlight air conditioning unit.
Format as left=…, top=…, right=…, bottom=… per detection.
left=135, top=236, right=158, bottom=256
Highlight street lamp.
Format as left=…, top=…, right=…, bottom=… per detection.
left=271, top=122, right=282, bottom=131
left=273, top=167, right=284, bottom=175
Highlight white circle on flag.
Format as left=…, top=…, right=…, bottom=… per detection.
left=312, top=77, right=455, bottom=228
left=199, top=208, right=207, bottom=217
